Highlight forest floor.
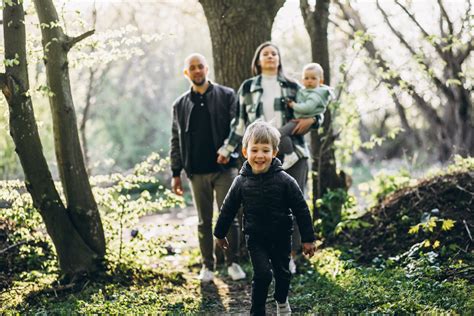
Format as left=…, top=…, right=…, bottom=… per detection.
left=1, top=165, right=473, bottom=313
left=135, top=206, right=259, bottom=314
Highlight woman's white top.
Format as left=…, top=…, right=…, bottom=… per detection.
left=261, top=74, right=282, bottom=128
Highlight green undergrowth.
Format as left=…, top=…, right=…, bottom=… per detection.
left=290, top=248, right=473, bottom=314
left=1, top=260, right=205, bottom=314
left=2, top=247, right=472, bottom=314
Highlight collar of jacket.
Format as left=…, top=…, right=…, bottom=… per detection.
left=250, top=74, right=292, bottom=93
left=189, top=80, right=214, bottom=96
left=240, top=158, right=283, bottom=177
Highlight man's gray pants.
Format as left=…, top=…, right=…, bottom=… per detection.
left=189, top=168, right=240, bottom=270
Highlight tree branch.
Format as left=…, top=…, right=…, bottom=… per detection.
left=458, top=0, right=472, bottom=37
left=337, top=0, right=446, bottom=134
left=458, top=41, right=472, bottom=65
left=0, top=241, right=27, bottom=255
left=300, top=0, right=312, bottom=32
left=376, top=0, right=454, bottom=101
left=65, top=29, right=95, bottom=51
left=437, top=0, right=454, bottom=36
left=329, top=17, right=353, bottom=38
left=394, top=0, right=446, bottom=60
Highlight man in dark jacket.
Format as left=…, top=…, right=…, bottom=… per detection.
left=170, top=53, right=245, bottom=282
left=214, top=121, right=316, bottom=315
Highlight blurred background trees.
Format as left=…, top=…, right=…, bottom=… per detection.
left=0, top=0, right=472, bottom=183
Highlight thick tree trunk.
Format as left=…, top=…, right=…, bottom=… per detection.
left=2, top=0, right=103, bottom=281
left=199, top=0, right=285, bottom=90
left=33, top=0, right=106, bottom=257
left=200, top=0, right=285, bottom=259
left=300, top=0, right=347, bottom=232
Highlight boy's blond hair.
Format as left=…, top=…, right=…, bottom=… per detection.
left=303, top=62, right=324, bottom=81
left=242, top=120, right=281, bottom=151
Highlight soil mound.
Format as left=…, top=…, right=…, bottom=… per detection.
left=337, top=171, right=473, bottom=262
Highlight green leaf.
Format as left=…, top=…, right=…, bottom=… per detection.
left=446, top=78, right=462, bottom=87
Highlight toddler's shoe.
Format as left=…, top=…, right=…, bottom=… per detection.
left=282, top=152, right=299, bottom=170
left=197, top=266, right=214, bottom=282
left=276, top=298, right=292, bottom=315
left=227, top=262, right=246, bottom=280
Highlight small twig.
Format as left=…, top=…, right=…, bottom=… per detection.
left=463, top=220, right=473, bottom=241
left=81, top=279, right=90, bottom=291
left=41, top=283, right=76, bottom=293
left=456, top=185, right=474, bottom=196
left=0, top=241, right=27, bottom=255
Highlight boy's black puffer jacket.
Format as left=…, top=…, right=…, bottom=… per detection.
left=214, top=158, right=315, bottom=243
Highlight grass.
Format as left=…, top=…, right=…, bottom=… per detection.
left=2, top=246, right=472, bottom=314
left=290, top=248, right=473, bottom=314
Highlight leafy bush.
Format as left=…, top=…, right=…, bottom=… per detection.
left=0, top=154, right=184, bottom=311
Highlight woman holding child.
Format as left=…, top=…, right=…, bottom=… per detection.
left=217, top=42, right=321, bottom=270
left=216, top=42, right=326, bottom=315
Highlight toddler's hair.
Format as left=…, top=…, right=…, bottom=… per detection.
left=303, top=62, right=324, bottom=80
left=242, top=120, right=281, bottom=151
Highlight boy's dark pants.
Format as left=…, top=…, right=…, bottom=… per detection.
left=246, top=234, right=292, bottom=315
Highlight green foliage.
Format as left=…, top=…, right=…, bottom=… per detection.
left=335, top=217, right=372, bottom=236
left=0, top=181, right=54, bottom=273
left=407, top=214, right=458, bottom=255
left=444, top=155, right=474, bottom=173
left=3, top=53, right=20, bottom=67
left=358, top=168, right=415, bottom=207
left=91, top=153, right=183, bottom=268
left=0, top=154, right=183, bottom=311
left=315, top=188, right=357, bottom=237
left=290, top=248, right=473, bottom=314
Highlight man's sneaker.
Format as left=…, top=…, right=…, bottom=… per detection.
left=289, top=257, right=296, bottom=274
left=282, top=152, right=299, bottom=170
left=276, top=299, right=292, bottom=315
left=227, top=263, right=246, bottom=280
left=197, top=266, right=214, bottom=282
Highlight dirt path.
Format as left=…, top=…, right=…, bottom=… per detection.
left=135, top=207, right=278, bottom=314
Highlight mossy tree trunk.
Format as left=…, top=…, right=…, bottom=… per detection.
left=1, top=0, right=104, bottom=282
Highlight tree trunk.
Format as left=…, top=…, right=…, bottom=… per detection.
left=33, top=0, right=106, bottom=257
left=199, top=0, right=285, bottom=90
left=2, top=0, right=103, bottom=281
left=199, top=0, right=285, bottom=259
left=300, top=0, right=347, bottom=234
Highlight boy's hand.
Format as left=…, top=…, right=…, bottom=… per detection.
left=171, top=176, right=183, bottom=196
left=302, top=242, right=316, bottom=258
left=287, top=100, right=295, bottom=108
left=216, top=238, right=229, bottom=250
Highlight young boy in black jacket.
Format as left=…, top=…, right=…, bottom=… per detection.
left=214, top=120, right=316, bottom=315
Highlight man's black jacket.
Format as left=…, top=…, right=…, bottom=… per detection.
left=170, top=82, right=237, bottom=177
left=214, top=158, right=315, bottom=243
